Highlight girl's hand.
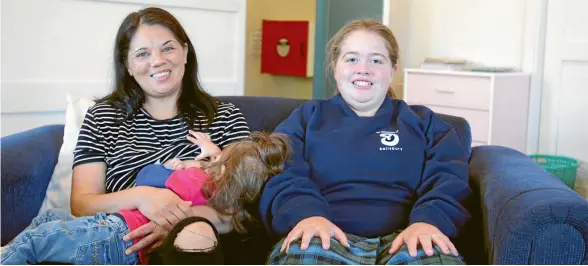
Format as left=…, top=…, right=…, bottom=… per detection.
left=164, top=158, right=203, bottom=170
left=388, top=222, right=458, bottom=257
left=163, top=158, right=186, bottom=170
left=281, top=216, right=350, bottom=253
left=187, top=130, right=221, bottom=161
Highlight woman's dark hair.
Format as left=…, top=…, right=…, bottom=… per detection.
left=99, top=7, right=217, bottom=129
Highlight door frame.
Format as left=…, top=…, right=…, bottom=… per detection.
left=538, top=0, right=588, bottom=158
left=522, top=0, right=548, bottom=154
left=312, top=0, right=330, bottom=99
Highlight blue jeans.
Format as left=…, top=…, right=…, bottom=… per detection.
left=1, top=209, right=138, bottom=265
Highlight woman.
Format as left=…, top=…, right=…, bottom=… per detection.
left=259, top=19, right=472, bottom=265
left=4, top=7, right=249, bottom=264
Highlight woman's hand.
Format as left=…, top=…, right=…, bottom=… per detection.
left=123, top=221, right=167, bottom=255
left=388, top=222, right=458, bottom=257
left=135, top=187, right=192, bottom=231
left=281, top=216, right=350, bottom=253
left=187, top=130, right=221, bottom=161
left=124, top=200, right=193, bottom=255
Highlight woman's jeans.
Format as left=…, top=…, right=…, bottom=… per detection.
left=1, top=209, right=138, bottom=265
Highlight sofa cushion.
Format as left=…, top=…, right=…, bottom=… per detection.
left=37, top=93, right=95, bottom=215
left=437, top=113, right=472, bottom=158
left=218, top=96, right=471, bottom=156
left=217, top=96, right=307, bottom=132
left=35, top=95, right=471, bottom=217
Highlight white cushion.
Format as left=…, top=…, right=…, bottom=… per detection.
left=38, top=93, right=95, bottom=214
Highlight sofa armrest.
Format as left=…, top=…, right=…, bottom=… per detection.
left=469, top=145, right=588, bottom=264
left=1, top=124, right=64, bottom=245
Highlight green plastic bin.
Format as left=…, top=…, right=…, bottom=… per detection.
left=530, top=154, right=578, bottom=189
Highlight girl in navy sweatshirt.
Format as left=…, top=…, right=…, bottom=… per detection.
left=259, top=19, right=472, bottom=265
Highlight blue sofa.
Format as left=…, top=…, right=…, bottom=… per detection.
left=2, top=96, right=587, bottom=264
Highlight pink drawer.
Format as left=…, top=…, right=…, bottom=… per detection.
left=421, top=105, right=490, bottom=143
left=406, top=73, right=492, bottom=110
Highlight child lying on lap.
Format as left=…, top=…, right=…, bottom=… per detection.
left=1, top=132, right=290, bottom=265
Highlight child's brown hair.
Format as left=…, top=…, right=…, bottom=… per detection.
left=200, top=132, right=290, bottom=233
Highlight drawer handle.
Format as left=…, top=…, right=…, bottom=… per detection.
left=435, top=88, right=456, bottom=94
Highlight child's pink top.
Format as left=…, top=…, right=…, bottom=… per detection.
left=118, top=167, right=210, bottom=264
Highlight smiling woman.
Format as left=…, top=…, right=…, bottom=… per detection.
left=126, top=26, right=187, bottom=103
left=0, top=7, right=251, bottom=265
left=108, top=7, right=218, bottom=126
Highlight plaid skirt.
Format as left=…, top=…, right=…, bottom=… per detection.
left=268, top=232, right=465, bottom=265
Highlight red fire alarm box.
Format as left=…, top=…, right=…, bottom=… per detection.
left=261, top=20, right=315, bottom=77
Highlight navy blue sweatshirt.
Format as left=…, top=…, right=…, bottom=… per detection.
left=259, top=94, right=471, bottom=238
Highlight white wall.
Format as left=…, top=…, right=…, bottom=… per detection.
left=1, top=0, right=246, bottom=137
left=387, top=0, right=529, bottom=93
left=389, top=0, right=543, bottom=154
left=402, top=0, right=528, bottom=69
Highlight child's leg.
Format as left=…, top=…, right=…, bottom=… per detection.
left=24, top=209, right=73, bottom=231
left=1, top=213, right=138, bottom=265
left=2, top=209, right=73, bottom=247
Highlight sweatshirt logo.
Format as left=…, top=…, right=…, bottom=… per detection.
left=377, top=130, right=403, bottom=151
left=379, top=130, right=399, bottom=146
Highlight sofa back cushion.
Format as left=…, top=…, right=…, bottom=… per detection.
left=35, top=95, right=470, bottom=217
left=218, top=96, right=472, bottom=156
left=437, top=113, right=472, bottom=157
left=218, top=96, right=307, bottom=132
left=37, top=93, right=96, bottom=215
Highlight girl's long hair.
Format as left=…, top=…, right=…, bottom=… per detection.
left=201, top=132, right=291, bottom=233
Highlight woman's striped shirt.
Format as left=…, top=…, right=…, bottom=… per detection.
left=73, top=101, right=250, bottom=193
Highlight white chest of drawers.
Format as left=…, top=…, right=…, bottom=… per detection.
left=403, top=68, right=531, bottom=152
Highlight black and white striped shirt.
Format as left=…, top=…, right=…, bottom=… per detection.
left=73, top=102, right=250, bottom=193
